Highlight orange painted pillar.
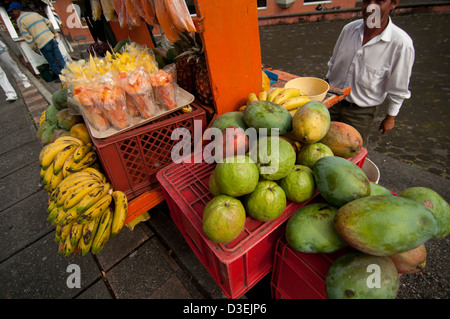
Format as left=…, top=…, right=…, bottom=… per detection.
left=195, top=0, right=262, bottom=115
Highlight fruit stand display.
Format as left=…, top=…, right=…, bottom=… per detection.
left=34, top=0, right=449, bottom=299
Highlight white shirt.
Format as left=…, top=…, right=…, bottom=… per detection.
left=326, top=18, right=415, bottom=116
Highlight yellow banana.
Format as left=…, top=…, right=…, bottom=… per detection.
left=76, top=183, right=111, bottom=214
left=52, top=206, right=67, bottom=226
left=60, top=221, right=74, bottom=241
left=258, top=91, right=268, bottom=101
left=77, top=194, right=113, bottom=224
left=73, top=143, right=92, bottom=163
left=47, top=199, right=58, bottom=214
left=55, top=224, right=61, bottom=242
left=239, top=105, right=246, bottom=112
left=281, top=96, right=311, bottom=111
left=247, top=92, right=258, bottom=103
left=64, top=233, right=77, bottom=257
left=53, top=136, right=83, bottom=146
left=81, top=167, right=106, bottom=182
left=53, top=143, right=79, bottom=175
left=78, top=217, right=100, bottom=256
left=47, top=205, right=59, bottom=222
left=267, top=88, right=284, bottom=102
left=39, top=143, right=53, bottom=163
left=111, top=191, right=128, bottom=237
left=63, top=180, right=101, bottom=210
left=273, top=88, right=301, bottom=105
left=69, top=221, right=84, bottom=246
left=62, top=154, right=75, bottom=179
left=57, top=240, right=65, bottom=255
left=42, top=162, right=55, bottom=185
left=52, top=173, right=99, bottom=202
left=50, top=168, right=64, bottom=191
left=56, top=178, right=99, bottom=207
left=69, top=151, right=97, bottom=172
left=40, top=166, right=46, bottom=179
left=59, top=206, right=81, bottom=227
left=91, top=208, right=112, bottom=254
left=41, top=141, right=76, bottom=169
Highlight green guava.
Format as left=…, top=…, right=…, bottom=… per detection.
left=250, top=136, right=296, bottom=181
left=208, top=170, right=222, bottom=196
left=279, top=165, right=316, bottom=203
left=296, top=142, right=334, bottom=169
left=203, top=195, right=246, bottom=244
left=214, top=155, right=259, bottom=197
left=244, top=181, right=287, bottom=222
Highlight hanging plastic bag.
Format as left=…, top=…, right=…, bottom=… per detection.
left=132, top=0, right=157, bottom=26
left=165, top=0, right=196, bottom=32
left=100, top=0, right=117, bottom=22
left=91, top=0, right=102, bottom=21
left=124, top=0, right=142, bottom=28
left=112, top=0, right=127, bottom=28
left=154, top=0, right=181, bottom=43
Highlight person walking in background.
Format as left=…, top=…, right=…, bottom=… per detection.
left=0, top=40, right=30, bottom=102
left=325, top=0, right=415, bottom=145
left=8, top=1, right=66, bottom=82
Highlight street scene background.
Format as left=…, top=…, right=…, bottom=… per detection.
left=260, top=12, right=449, bottom=180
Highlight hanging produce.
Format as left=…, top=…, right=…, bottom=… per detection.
left=134, top=0, right=157, bottom=26
left=154, top=0, right=181, bottom=43
left=166, top=0, right=196, bottom=33
left=100, top=0, right=117, bottom=21
left=91, top=0, right=102, bottom=21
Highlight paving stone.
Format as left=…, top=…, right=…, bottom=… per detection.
left=106, top=237, right=182, bottom=299
left=0, top=104, right=34, bottom=138
left=0, top=140, right=43, bottom=178
left=0, top=189, right=53, bottom=262
left=76, top=279, right=114, bottom=299
left=0, top=232, right=100, bottom=298
left=0, top=161, right=42, bottom=211
left=0, top=124, right=36, bottom=156
left=95, top=223, right=152, bottom=272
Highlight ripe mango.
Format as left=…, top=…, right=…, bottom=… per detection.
left=292, top=101, right=330, bottom=144
left=335, top=195, right=439, bottom=256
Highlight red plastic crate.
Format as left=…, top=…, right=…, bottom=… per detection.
left=90, top=102, right=207, bottom=200
left=156, top=148, right=367, bottom=299
left=271, top=236, right=349, bottom=299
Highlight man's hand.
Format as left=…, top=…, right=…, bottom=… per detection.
left=379, top=115, right=396, bottom=134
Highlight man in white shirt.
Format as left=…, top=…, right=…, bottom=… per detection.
left=326, top=0, right=415, bottom=145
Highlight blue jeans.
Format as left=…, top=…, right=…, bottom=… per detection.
left=40, top=39, right=66, bottom=75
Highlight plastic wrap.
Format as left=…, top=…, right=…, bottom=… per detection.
left=150, top=68, right=177, bottom=110
left=95, top=75, right=131, bottom=130
left=73, top=83, right=111, bottom=132
left=136, top=0, right=157, bottom=26
left=91, top=0, right=102, bottom=21
left=154, top=0, right=181, bottom=43
left=100, top=0, right=117, bottom=22
left=112, top=0, right=127, bottom=28
left=166, top=0, right=196, bottom=32
left=124, top=0, right=142, bottom=28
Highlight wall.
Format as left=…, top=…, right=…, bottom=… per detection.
left=52, top=0, right=94, bottom=43
left=257, top=0, right=357, bottom=25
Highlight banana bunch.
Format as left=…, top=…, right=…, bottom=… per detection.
left=47, top=169, right=129, bottom=257
left=240, top=88, right=311, bottom=113
left=40, top=136, right=129, bottom=257
left=39, top=136, right=99, bottom=192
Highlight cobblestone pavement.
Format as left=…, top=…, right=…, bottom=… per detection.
left=259, top=11, right=450, bottom=179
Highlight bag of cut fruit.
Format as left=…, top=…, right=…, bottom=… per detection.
left=150, top=65, right=178, bottom=111
left=94, top=73, right=131, bottom=130
left=117, top=67, right=160, bottom=119
left=72, top=81, right=111, bottom=132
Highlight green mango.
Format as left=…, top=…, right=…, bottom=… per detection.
left=313, top=156, right=370, bottom=207
left=335, top=195, right=439, bottom=256
left=400, top=187, right=449, bottom=240
left=326, top=252, right=399, bottom=299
